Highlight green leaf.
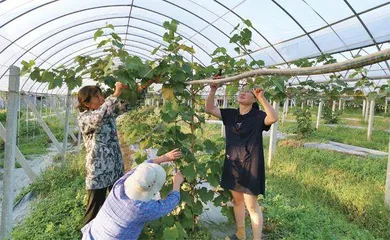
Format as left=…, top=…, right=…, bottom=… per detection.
left=104, top=76, right=116, bottom=87
left=163, top=225, right=179, bottom=240
left=133, top=151, right=147, bottom=164
left=97, top=40, right=109, bottom=48
left=243, top=19, right=252, bottom=27
left=163, top=21, right=171, bottom=30
left=229, top=34, right=241, bottom=43
left=112, top=40, right=124, bottom=49
left=181, top=62, right=192, bottom=75
left=250, top=60, right=265, bottom=68
left=230, top=23, right=240, bottom=34
left=175, top=222, right=188, bottom=239
left=20, top=60, right=35, bottom=75
left=203, top=139, right=216, bottom=152
left=240, top=28, right=252, bottom=45
left=234, top=47, right=241, bottom=54
left=152, top=45, right=161, bottom=55
left=126, top=56, right=142, bottom=71
left=207, top=173, right=220, bottom=188
left=181, top=164, right=196, bottom=182
left=178, top=44, right=195, bottom=54
left=94, top=28, right=104, bottom=41
left=48, top=76, right=63, bottom=90
left=198, top=187, right=214, bottom=202
left=106, top=24, right=115, bottom=30
left=30, top=68, right=41, bottom=81
left=172, top=70, right=186, bottom=83
left=212, top=47, right=227, bottom=56
left=349, top=71, right=359, bottom=79
left=367, top=92, right=378, bottom=101
left=111, top=32, right=121, bottom=41
left=271, top=77, right=285, bottom=92
left=140, top=138, right=152, bottom=150
left=213, top=194, right=226, bottom=206
left=161, top=215, right=175, bottom=228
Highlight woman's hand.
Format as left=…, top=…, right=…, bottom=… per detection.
left=113, top=82, right=128, bottom=97
left=163, top=148, right=182, bottom=162
left=173, top=171, right=185, bottom=191
left=210, top=75, right=222, bottom=92
left=253, top=88, right=265, bottom=101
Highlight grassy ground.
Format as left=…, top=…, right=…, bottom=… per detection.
left=11, top=110, right=389, bottom=239
left=13, top=136, right=390, bottom=239
left=281, top=108, right=389, bottom=131
left=264, top=143, right=390, bottom=239
left=0, top=116, right=73, bottom=168
left=278, top=121, right=389, bottom=152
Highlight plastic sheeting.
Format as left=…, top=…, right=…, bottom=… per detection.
left=0, top=0, right=389, bottom=94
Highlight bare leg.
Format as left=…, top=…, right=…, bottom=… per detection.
left=230, top=190, right=246, bottom=240
left=243, top=194, right=263, bottom=240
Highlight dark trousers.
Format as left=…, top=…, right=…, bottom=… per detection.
left=82, top=185, right=113, bottom=227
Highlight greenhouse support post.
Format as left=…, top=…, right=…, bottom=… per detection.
left=364, top=99, right=369, bottom=123
left=281, top=99, right=288, bottom=125
left=385, top=98, right=388, bottom=114
left=0, top=66, right=20, bottom=240
left=221, top=92, right=228, bottom=137
left=285, top=99, right=289, bottom=115
left=332, top=101, right=336, bottom=113
left=316, top=100, right=324, bottom=130
left=362, top=99, right=366, bottom=116
left=385, top=137, right=390, bottom=206
left=268, top=101, right=280, bottom=167
left=62, top=90, right=71, bottom=161
left=338, top=99, right=342, bottom=111
left=367, top=100, right=375, bottom=141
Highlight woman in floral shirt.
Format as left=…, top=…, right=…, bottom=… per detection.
left=77, top=82, right=128, bottom=226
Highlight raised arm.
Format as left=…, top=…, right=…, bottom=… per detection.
left=78, top=96, right=120, bottom=133
left=78, top=82, right=128, bottom=133
left=253, top=88, right=278, bottom=126
left=151, top=148, right=182, bottom=164
left=205, top=83, right=221, bottom=119
left=143, top=172, right=184, bottom=221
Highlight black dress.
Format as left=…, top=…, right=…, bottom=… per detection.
left=220, top=106, right=271, bottom=196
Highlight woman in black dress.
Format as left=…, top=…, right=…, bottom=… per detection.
left=205, top=84, right=278, bottom=240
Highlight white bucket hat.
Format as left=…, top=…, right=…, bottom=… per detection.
left=124, top=163, right=166, bottom=201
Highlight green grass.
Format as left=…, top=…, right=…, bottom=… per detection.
left=12, top=116, right=389, bottom=240
left=0, top=116, right=73, bottom=168
left=12, top=152, right=86, bottom=240
left=281, top=109, right=389, bottom=131
left=12, top=150, right=215, bottom=240
left=264, top=145, right=390, bottom=239
left=279, top=122, right=389, bottom=152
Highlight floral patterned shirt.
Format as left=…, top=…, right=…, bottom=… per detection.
left=78, top=96, right=126, bottom=189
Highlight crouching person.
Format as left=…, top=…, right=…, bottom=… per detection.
left=81, top=149, right=184, bottom=240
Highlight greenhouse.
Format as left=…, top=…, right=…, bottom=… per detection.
left=0, top=0, right=389, bottom=239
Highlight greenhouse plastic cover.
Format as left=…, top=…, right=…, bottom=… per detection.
left=0, top=0, right=389, bottom=94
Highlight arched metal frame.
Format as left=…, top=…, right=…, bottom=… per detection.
left=30, top=47, right=154, bottom=94
left=0, top=0, right=389, bottom=94
left=20, top=33, right=173, bottom=92
left=35, top=50, right=152, bottom=95
left=0, top=7, right=225, bottom=79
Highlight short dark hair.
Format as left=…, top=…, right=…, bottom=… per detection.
left=77, top=86, right=102, bottom=112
